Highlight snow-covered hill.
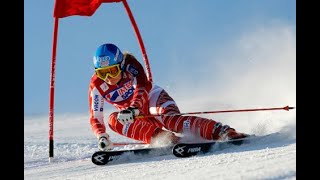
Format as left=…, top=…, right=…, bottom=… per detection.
left=24, top=112, right=296, bottom=180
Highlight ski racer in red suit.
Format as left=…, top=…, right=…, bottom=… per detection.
left=89, top=43, right=248, bottom=151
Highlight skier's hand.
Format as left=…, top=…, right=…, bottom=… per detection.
left=117, top=107, right=140, bottom=125
left=98, top=133, right=113, bottom=151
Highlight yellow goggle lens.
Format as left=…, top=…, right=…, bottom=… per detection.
left=95, top=64, right=121, bottom=80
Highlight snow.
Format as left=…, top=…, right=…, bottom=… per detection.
left=24, top=111, right=296, bottom=180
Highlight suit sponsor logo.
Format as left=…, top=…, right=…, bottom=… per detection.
left=183, top=120, right=191, bottom=131
left=123, top=123, right=131, bottom=135
left=94, top=95, right=99, bottom=111
left=128, top=65, right=138, bottom=76
left=100, top=83, right=109, bottom=92
left=99, top=98, right=104, bottom=111
left=107, top=80, right=135, bottom=102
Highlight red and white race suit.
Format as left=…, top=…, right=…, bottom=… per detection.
left=89, top=54, right=227, bottom=143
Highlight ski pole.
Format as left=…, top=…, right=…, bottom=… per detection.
left=136, top=105, right=294, bottom=118
left=113, top=142, right=147, bottom=146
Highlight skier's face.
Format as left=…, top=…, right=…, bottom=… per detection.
left=104, top=73, right=122, bottom=85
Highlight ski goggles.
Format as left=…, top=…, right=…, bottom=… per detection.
left=95, top=64, right=121, bottom=80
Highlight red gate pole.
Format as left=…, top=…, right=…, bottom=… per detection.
left=121, top=0, right=153, bottom=83
left=48, top=17, right=59, bottom=162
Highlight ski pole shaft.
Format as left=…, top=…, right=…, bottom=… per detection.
left=113, top=142, right=147, bottom=146
left=136, top=105, right=294, bottom=118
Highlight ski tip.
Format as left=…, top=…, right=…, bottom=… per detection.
left=91, top=151, right=110, bottom=166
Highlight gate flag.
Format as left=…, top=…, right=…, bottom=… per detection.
left=54, top=0, right=121, bottom=18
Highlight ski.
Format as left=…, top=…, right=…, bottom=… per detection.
left=92, top=133, right=278, bottom=165
left=172, top=133, right=277, bottom=158
left=91, top=146, right=171, bottom=165
left=172, top=137, right=249, bottom=158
